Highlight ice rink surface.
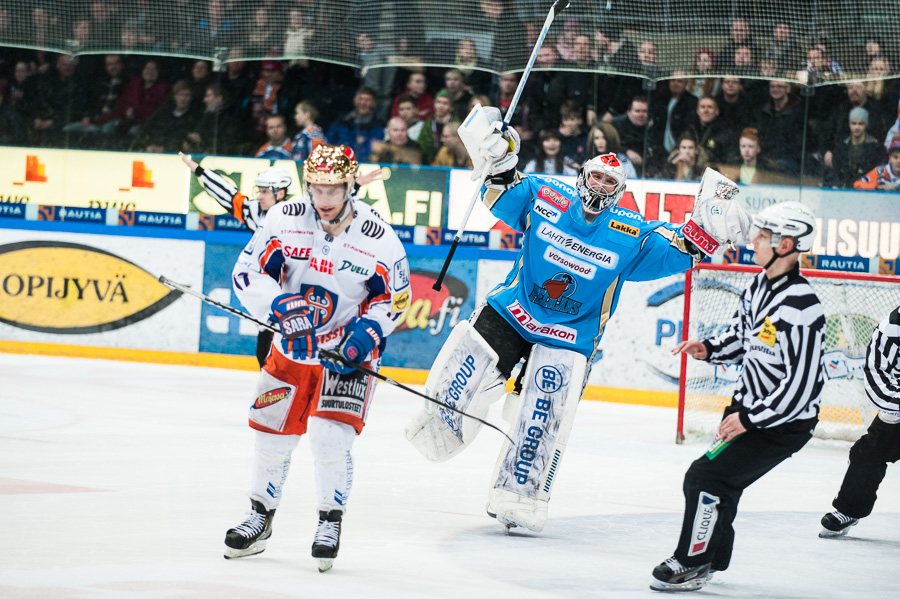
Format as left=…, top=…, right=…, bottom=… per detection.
left=2, top=353, right=899, bottom=599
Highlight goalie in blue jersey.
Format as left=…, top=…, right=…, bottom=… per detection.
left=405, top=104, right=752, bottom=533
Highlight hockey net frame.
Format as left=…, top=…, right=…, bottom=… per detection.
left=676, top=263, right=900, bottom=444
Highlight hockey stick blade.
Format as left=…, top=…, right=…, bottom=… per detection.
left=158, top=275, right=512, bottom=443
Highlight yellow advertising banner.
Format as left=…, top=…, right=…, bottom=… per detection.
left=0, top=147, right=186, bottom=213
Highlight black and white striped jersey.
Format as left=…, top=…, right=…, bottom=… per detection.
left=702, top=264, right=826, bottom=429
left=196, top=167, right=266, bottom=232
left=864, top=305, right=900, bottom=416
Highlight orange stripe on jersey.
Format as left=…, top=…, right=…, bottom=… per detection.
left=259, top=238, right=284, bottom=271
left=232, top=192, right=247, bottom=221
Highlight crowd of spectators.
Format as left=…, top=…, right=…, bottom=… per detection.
left=2, top=3, right=900, bottom=191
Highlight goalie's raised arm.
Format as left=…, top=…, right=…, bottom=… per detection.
left=682, top=168, right=752, bottom=256
left=458, top=104, right=521, bottom=182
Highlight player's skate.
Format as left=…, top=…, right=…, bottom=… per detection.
left=311, top=509, right=342, bottom=572
left=819, top=510, right=859, bottom=538
left=650, top=557, right=711, bottom=592
left=224, top=499, right=275, bottom=559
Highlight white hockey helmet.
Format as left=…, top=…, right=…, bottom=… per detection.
left=750, top=201, right=816, bottom=253
left=254, top=167, right=292, bottom=195
left=576, top=153, right=627, bottom=220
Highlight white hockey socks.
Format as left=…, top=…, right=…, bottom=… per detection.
left=249, top=430, right=300, bottom=511
left=308, top=416, right=356, bottom=513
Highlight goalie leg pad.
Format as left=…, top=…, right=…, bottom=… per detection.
left=308, top=416, right=356, bottom=513
left=249, top=430, right=301, bottom=511
left=487, top=343, right=587, bottom=532
left=405, top=321, right=502, bottom=461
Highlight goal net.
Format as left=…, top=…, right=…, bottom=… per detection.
left=678, top=263, right=900, bottom=443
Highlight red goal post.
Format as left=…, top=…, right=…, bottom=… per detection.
left=677, top=263, right=900, bottom=444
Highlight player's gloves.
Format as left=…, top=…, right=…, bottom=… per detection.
left=270, top=293, right=317, bottom=360
left=321, top=317, right=382, bottom=375
left=458, top=104, right=521, bottom=180
left=682, top=168, right=751, bottom=257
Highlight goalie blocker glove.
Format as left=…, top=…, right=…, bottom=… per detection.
left=682, top=168, right=751, bottom=256
left=321, top=317, right=382, bottom=375
left=270, top=293, right=317, bottom=360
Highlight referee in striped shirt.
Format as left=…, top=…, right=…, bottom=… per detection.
left=820, top=304, right=900, bottom=538
left=651, top=202, right=825, bottom=592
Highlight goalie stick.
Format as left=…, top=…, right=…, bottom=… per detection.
left=432, top=0, right=570, bottom=291
left=158, top=275, right=512, bottom=443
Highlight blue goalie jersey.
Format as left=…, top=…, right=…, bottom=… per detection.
left=483, top=173, right=699, bottom=361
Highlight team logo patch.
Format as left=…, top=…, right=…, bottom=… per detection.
left=537, top=186, right=570, bottom=211
left=533, top=201, right=562, bottom=223
left=318, top=368, right=370, bottom=416
left=535, top=365, right=564, bottom=393
left=688, top=492, right=720, bottom=556
left=300, top=284, right=339, bottom=327
left=543, top=247, right=596, bottom=279
left=758, top=316, right=777, bottom=347
left=392, top=290, right=410, bottom=311
left=609, top=219, right=639, bottom=237
left=528, top=273, right=582, bottom=315
left=507, top=301, right=577, bottom=343
left=253, top=387, right=291, bottom=409
left=537, top=223, right=618, bottom=269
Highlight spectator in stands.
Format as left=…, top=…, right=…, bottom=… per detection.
left=221, top=48, right=255, bottom=108
left=865, top=59, right=899, bottom=125
left=443, top=69, right=473, bottom=120
left=72, top=54, right=127, bottom=145
left=731, top=45, right=757, bottom=78
left=583, top=122, right=637, bottom=180
left=181, top=83, right=240, bottom=156
left=523, top=129, right=578, bottom=176
left=454, top=37, right=491, bottom=95
left=394, top=94, right=424, bottom=142
left=290, top=100, right=326, bottom=161
left=687, top=49, right=720, bottom=99
left=255, top=114, right=293, bottom=159
left=432, top=122, right=473, bottom=168
left=825, top=81, right=889, bottom=171
left=492, top=72, right=530, bottom=141
left=0, top=88, right=26, bottom=145
left=557, top=100, right=585, bottom=165
left=478, top=0, right=526, bottom=72
left=196, top=0, right=234, bottom=53
left=390, top=71, right=433, bottom=121
left=246, top=6, right=280, bottom=57
left=824, top=107, right=883, bottom=189
left=814, top=39, right=844, bottom=76
left=661, top=131, right=707, bottom=181
left=718, top=17, right=757, bottom=74
left=187, top=60, right=213, bottom=111
left=718, top=127, right=787, bottom=185
left=30, top=54, right=89, bottom=146
left=369, top=116, right=423, bottom=165
left=715, top=77, right=753, bottom=137
left=417, top=90, right=458, bottom=164
left=284, top=9, right=314, bottom=68
left=525, top=46, right=560, bottom=136
left=555, top=19, right=582, bottom=63
left=248, top=60, right=287, bottom=139
left=327, top=86, right=385, bottom=162
left=356, top=32, right=396, bottom=121
left=854, top=139, right=900, bottom=190
left=614, top=95, right=650, bottom=175
left=593, top=26, right=638, bottom=72
left=859, top=36, right=887, bottom=72
left=763, top=22, right=802, bottom=72
left=753, top=80, right=803, bottom=176
left=136, top=80, right=198, bottom=152
left=650, top=70, right=698, bottom=161
left=604, top=41, right=660, bottom=123
left=88, top=1, right=120, bottom=44
left=688, top=95, right=737, bottom=166
left=104, top=59, right=171, bottom=140
left=6, top=61, right=36, bottom=116
left=549, top=33, right=600, bottom=126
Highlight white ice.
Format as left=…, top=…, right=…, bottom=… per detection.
left=1, top=354, right=898, bottom=599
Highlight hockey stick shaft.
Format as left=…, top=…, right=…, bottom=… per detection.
left=432, top=0, right=570, bottom=291
left=158, top=275, right=512, bottom=443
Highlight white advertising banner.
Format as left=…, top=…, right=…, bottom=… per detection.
left=0, top=230, right=204, bottom=352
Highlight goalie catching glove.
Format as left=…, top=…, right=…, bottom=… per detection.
left=458, top=104, right=521, bottom=179
left=270, top=293, right=317, bottom=360
left=321, top=317, right=382, bottom=375
left=682, top=168, right=752, bottom=256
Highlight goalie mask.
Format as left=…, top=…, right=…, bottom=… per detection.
left=750, top=201, right=816, bottom=253
left=576, top=153, right=626, bottom=224
left=303, top=144, right=359, bottom=224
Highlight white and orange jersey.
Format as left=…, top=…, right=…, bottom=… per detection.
left=233, top=198, right=410, bottom=364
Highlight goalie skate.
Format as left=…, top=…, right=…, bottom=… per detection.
left=312, top=509, right=342, bottom=572
left=224, top=499, right=275, bottom=559
left=819, top=510, right=858, bottom=538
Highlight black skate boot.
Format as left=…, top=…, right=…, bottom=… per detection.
left=650, top=557, right=711, bottom=592
left=819, top=510, right=858, bottom=538
left=224, top=499, right=275, bottom=559
left=311, top=509, right=342, bottom=572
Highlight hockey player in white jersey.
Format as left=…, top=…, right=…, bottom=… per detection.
left=404, top=105, right=751, bottom=533
left=223, top=144, right=410, bottom=572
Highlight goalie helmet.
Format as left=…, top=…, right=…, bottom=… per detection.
left=304, top=144, right=359, bottom=187
left=750, top=201, right=816, bottom=252
left=576, top=153, right=626, bottom=222
left=254, top=167, right=292, bottom=194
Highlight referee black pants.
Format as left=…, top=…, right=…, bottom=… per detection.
left=832, top=415, right=900, bottom=519
left=674, top=409, right=816, bottom=571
